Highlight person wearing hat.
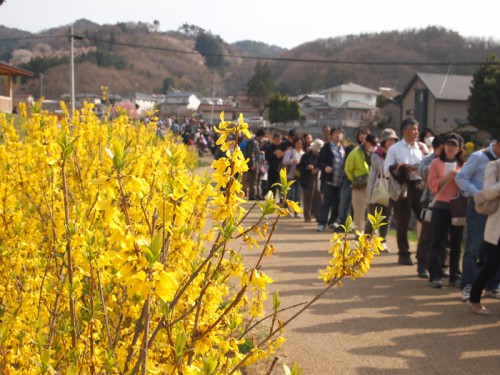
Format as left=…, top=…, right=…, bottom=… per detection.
left=345, top=132, right=379, bottom=232
left=365, top=128, right=399, bottom=251
left=298, top=138, right=324, bottom=223
left=426, top=132, right=465, bottom=288
left=415, top=134, right=447, bottom=278
left=384, top=118, right=425, bottom=266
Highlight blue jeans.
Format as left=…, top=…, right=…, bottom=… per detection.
left=461, top=200, right=500, bottom=290
left=318, top=183, right=341, bottom=226
left=338, top=179, right=352, bottom=225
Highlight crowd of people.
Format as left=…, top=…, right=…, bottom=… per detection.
left=155, top=114, right=500, bottom=315
left=234, top=118, right=500, bottom=315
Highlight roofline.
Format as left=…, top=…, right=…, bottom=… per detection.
left=0, top=62, right=34, bottom=77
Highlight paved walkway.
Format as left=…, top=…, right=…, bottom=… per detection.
left=197, top=155, right=500, bottom=374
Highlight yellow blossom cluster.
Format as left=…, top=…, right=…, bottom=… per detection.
left=0, top=106, right=281, bottom=374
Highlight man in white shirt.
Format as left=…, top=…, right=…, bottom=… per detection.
left=384, top=118, right=424, bottom=265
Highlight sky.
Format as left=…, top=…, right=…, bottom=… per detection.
left=1, top=0, right=500, bottom=49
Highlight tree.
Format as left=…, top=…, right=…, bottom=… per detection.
left=268, top=92, right=301, bottom=124
left=246, top=61, right=274, bottom=117
left=162, top=77, right=175, bottom=94
left=468, top=54, right=500, bottom=137
left=194, top=32, right=225, bottom=69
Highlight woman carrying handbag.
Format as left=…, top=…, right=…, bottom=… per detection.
left=427, top=133, right=465, bottom=288
left=468, top=158, right=500, bottom=315
left=365, top=128, right=399, bottom=251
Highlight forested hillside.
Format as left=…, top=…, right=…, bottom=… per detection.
left=2, top=21, right=499, bottom=99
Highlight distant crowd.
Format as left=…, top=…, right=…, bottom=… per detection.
left=156, top=115, right=500, bottom=316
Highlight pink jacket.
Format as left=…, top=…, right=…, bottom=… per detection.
left=427, top=159, right=461, bottom=203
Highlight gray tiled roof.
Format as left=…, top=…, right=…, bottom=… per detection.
left=416, top=73, right=473, bottom=100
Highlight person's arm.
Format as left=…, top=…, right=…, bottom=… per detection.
left=282, top=149, right=293, bottom=166
left=483, top=160, right=500, bottom=200
left=427, top=159, right=441, bottom=194
left=384, top=145, right=396, bottom=178
left=344, top=150, right=355, bottom=182
left=455, top=153, right=480, bottom=198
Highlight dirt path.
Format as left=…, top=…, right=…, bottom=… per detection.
left=198, top=155, right=500, bottom=374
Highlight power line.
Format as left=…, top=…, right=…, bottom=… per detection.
left=2, top=33, right=499, bottom=67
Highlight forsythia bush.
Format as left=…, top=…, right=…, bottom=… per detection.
left=0, top=103, right=383, bottom=374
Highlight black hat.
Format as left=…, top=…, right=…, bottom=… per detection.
left=445, top=132, right=464, bottom=147
left=365, top=134, right=379, bottom=145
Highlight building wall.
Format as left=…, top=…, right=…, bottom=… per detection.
left=325, top=91, right=376, bottom=107
left=433, top=101, right=469, bottom=133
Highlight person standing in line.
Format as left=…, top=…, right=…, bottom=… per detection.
left=455, top=137, right=500, bottom=301
left=298, top=138, right=324, bottom=223
left=283, top=137, right=305, bottom=218
left=263, top=133, right=287, bottom=197
left=245, top=128, right=266, bottom=200
left=468, top=158, right=500, bottom=315
left=426, top=133, right=465, bottom=288
left=415, top=135, right=446, bottom=278
left=345, top=133, right=378, bottom=231
left=317, top=127, right=346, bottom=232
left=322, top=125, right=331, bottom=143
left=384, top=118, right=424, bottom=266
left=336, top=127, right=371, bottom=230
left=365, top=128, right=399, bottom=251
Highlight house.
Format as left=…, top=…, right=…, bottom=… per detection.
left=130, top=92, right=159, bottom=118
left=299, top=83, right=379, bottom=127
left=401, top=72, right=473, bottom=133
left=320, top=82, right=378, bottom=107
left=159, top=92, right=201, bottom=118
left=0, top=62, right=34, bottom=113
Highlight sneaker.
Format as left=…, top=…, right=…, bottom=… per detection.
left=430, top=279, right=443, bottom=288
left=461, top=284, right=472, bottom=302
left=484, top=289, right=500, bottom=299
left=380, top=241, right=390, bottom=253
left=317, top=225, right=326, bottom=232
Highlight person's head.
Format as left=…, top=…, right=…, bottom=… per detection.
left=379, top=128, right=399, bottom=150
left=303, top=133, right=313, bottom=146
left=364, top=134, right=379, bottom=153
left=330, top=127, right=344, bottom=143
left=432, top=134, right=446, bottom=156
left=400, top=118, right=420, bottom=144
left=256, top=128, right=266, bottom=139
left=310, top=138, right=324, bottom=155
left=421, top=128, right=436, bottom=147
left=356, top=127, right=371, bottom=145
left=322, top=125, right=331, bottom=140
left=492, top=137, right=500, bottom=158
left=287, top=129, right=297, bottom=141
left=441, top=132, right=465, bottom=165
left=293, top=137, right=304, bottom=151
left=272, top=133, right=282, bottom=145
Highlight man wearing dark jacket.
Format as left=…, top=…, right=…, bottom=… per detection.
left=317, top=127, right=346, bottom=232
left=245, top=128, right=266, bottom=200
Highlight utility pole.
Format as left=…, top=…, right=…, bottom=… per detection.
left=39, top=73, right=43, bottom=99
left=70, top=26, right=75, bottom=115
left=210, top=72, right=216, bottom=125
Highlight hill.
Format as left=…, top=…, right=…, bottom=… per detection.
left=2, top=22, right=500, bottom=99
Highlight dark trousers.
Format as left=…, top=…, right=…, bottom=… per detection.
left=428, top=207, right=463, bottom=282
left=392, top=181, right=423, bottom=257
left=416, top=219, right=449, bottom=272
left=470, top=239, right=500, bottom=303
left=302, top=178, right=321, bottom=222
left=318, top=184, right=341, bottom=226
